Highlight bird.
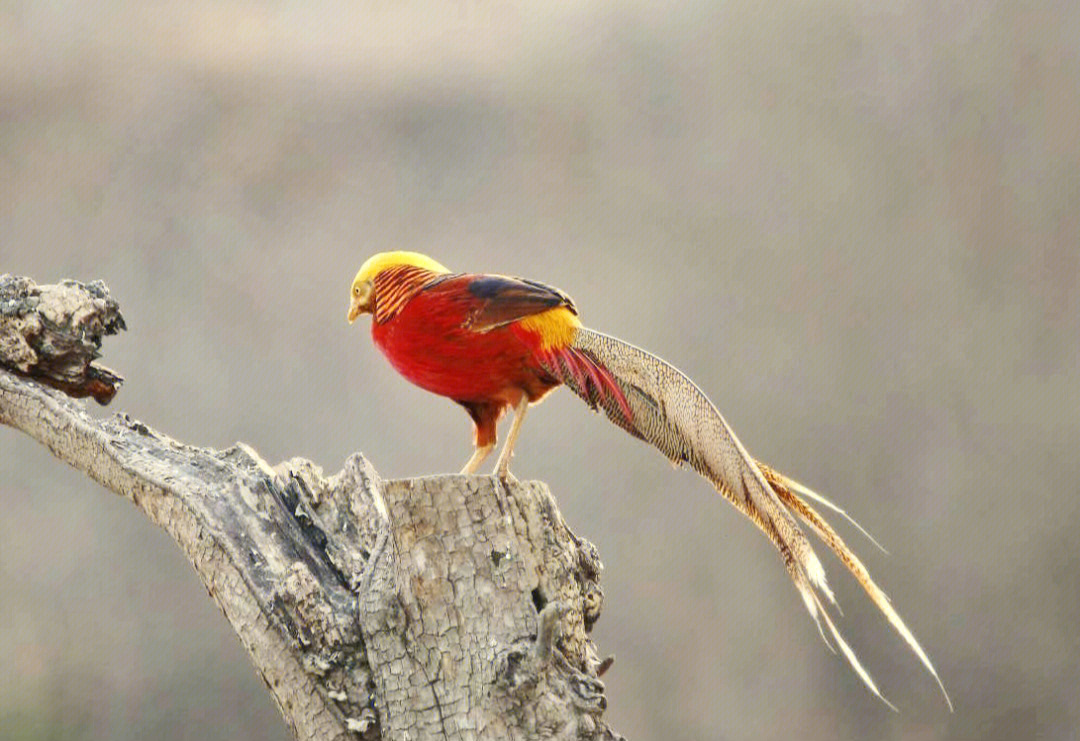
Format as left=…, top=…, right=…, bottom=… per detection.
left=346, top=250, right=951, bottom=710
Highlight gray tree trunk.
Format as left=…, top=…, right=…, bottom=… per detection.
left=0, top=274, right=623, bottom=741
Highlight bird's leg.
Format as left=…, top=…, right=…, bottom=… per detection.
left=492, top=396, right=529, bottom=482
left=459, top=442, right=495, bottom=475
left=460, top=401, right=499, bottom=474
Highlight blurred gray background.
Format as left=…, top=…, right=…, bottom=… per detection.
left=2, top=1, right=1078, bottom=739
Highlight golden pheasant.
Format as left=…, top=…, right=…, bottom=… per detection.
left=346, top=250, right=950, bottom=710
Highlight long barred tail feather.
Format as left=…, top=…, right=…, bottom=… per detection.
left=760, top=465, right=952, bottom=710
left=542, top=326, right=950, bottom=710
left=758, top=463, right=889, bottom=555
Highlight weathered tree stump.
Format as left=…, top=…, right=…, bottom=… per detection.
left=0, top=274, right=623, bottom=741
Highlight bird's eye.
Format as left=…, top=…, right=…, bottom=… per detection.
left=353, top=285, right=360, bottom=296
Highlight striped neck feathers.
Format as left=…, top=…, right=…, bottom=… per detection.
left=372, top=265, right=446, bottom=323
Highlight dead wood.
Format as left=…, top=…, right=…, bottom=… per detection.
left=0, top=274, right=623, bottom=741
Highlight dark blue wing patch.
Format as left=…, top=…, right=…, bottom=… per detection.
left=464, top=274, right=577, bottom=331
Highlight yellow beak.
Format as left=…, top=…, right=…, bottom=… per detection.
left=347, top=299, right=363, bottom=323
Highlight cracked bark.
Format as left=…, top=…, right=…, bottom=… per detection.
left=0, top=274, right=624, bottom=741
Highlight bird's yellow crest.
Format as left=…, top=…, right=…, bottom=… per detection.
left=350, top=251, right=450, bottom=290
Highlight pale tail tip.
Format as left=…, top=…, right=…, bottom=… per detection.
left=781, top=473, right=889, bottom=554
left=937, top=676, right=954, bottom=713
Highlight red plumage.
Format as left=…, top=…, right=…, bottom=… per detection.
left=367, top=268, right=628, bottom=448
left=373, top=275, right=555, bottom=401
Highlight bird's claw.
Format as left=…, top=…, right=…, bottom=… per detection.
left=495, top=467, right=518, bottom=485
left=489, top=467, right=517, bottom=518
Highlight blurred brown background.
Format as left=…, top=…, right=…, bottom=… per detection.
left=2, top=2, right=1078, bottom=739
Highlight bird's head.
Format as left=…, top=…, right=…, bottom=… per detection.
left=347, top=251, right=451, bottom=323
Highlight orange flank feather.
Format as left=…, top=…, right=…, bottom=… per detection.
left=346, top=251, right=951, bottom=711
